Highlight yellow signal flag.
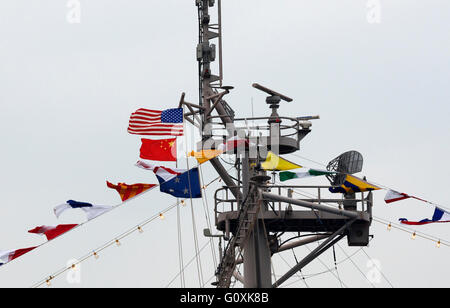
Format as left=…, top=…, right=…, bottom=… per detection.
left=330, top=175, right=381, bottom=194
left=260, top=152, right=302, bottom=171
left=343, top=175, right=381, bottom=193
left=189, top=149, right=224, bottom=164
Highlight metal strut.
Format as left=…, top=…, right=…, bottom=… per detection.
left=272, top=219, right=356, bottom=288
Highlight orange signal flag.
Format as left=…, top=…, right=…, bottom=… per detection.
left=189, top=149, right=224, bottom=164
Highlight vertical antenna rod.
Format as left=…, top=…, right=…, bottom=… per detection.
left=196, top=0, right=234, bottom=138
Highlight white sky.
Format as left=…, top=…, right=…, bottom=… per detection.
left=0, top=0, right=449, bottom=288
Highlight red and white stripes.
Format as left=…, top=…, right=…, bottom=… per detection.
left=127, top=108, right=184, bottom=136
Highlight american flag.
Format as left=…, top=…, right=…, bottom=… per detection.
left=127, top=108, right=184, bottom=136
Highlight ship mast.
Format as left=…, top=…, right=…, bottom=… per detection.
left=180, top=0, right=374, bottom=288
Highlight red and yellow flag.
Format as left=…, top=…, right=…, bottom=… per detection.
left=107, top=182, right=158, bottom=201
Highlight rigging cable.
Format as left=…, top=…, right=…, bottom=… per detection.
left=175, top=159, right=186, bottom=288
left=273, top=181, right=347, bottom=288
left=2, top=140, right=237, bottom=272
left=273, top=180, right=446, bottom=288
left=280, top=250, right=309, bottom=288
left=183, top=106, right=204, bottom=287
left=373, top=216, right=450, bottom=247
left=336, top=243, right=377, bottom=288
left=32, top=200, right=182, bottom=288
left=165, top=239, right=211, bottom=288
left=202, top=274, right=216, bottom=288
left=280, top=184, right=450, bottom=247
left=176, top=198, right=186, bottom=288
left=304, top=245, right=349, bottom=288
left=332, top=245, right=344, bottom=288
left=199, top=164, right=218, bottom=270
left=361, top=247, right=395, bottom=288
left=280, top=240, right=371, bottom=288
left=289, top=153, right=450, bottom=212
left=291, top=248, right=310, bottom=288
left=0, top=165, right=194, bottom=271
left=165, top=168, right=234, bottom=288
left=33, top=166, right=226, bottom=288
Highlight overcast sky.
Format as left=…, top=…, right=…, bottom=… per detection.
left=0, top=0, right=449, bottom=288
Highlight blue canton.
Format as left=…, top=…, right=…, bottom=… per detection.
left=156, top=168, right=202, bottom=199
left=161, top=108, right=183, bottom=123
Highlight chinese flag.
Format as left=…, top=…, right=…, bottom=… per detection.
left=140, top=138, right=177, bottom=161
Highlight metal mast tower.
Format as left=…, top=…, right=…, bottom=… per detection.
left=180, top=0, right=374, bottom=288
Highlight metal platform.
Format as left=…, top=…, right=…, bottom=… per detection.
left=216, top=210, right=370, bottom=234
left=214, top=184, right=373, bottom=249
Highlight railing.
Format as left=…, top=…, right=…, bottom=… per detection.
left=214, top=184, right=373, bottom=224
left=206, top=115, right=310, bottom=142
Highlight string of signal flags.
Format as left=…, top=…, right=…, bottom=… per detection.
left=0, top=107, right=194, bottom=267
left=2, top=106, right=449, bottom=269
left=278, top=183, right=449, bottom=249
left=131, top=107, right=450, bottom=228
left=0, top=106, right=250, bottom=268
